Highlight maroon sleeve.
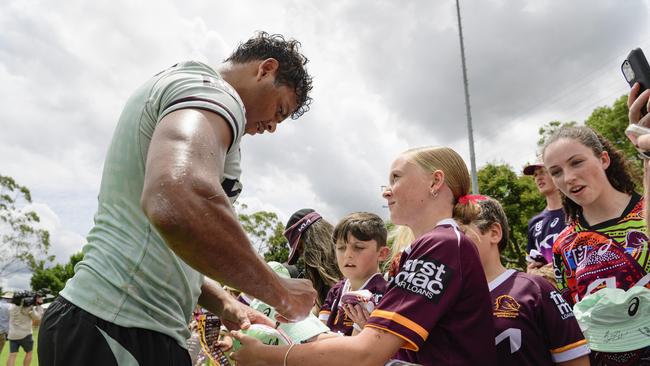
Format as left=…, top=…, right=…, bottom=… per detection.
left=366, top=235, right=460, bottom=351
left=534, top=276, right=590, bottom=362
left=366, top=274, right=388, bottom=305
left=319, top=280, right=344, bottom=322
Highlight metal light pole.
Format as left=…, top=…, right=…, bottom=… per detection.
left=455, top=0, right=478, bottom=194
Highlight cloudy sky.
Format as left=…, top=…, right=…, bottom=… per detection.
left=2, top=0, right=649, bottom=289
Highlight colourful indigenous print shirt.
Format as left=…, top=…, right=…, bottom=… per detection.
left=553, top=193, right=649, bottom=305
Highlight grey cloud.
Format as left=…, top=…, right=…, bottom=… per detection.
left=322, top=0, right=649, bottom=144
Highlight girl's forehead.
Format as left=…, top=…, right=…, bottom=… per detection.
left=545, top=138, right=590, bottom=158
left=391, top=154, right=414, bottom=170
left=391, top=154, right=407, bottom=166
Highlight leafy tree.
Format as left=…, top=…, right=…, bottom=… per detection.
left=30, top=252, right=83, bottom=295
left=235, top=203, right=289, bottom=263
left=585, top=95, right=643, bottom=189
left=0, top=174, right=52, bottom=278
left=477, top=164, right=545, bottom=270
left=537, top=120, right=577, bottom=148
left=262, top=222, right=290, bottom=263
left=585, top=95, right=637, bottom=162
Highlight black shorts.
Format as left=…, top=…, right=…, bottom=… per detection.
left=38, top=296, right=191, bottom=366
left=9, top=334, right=33, bottom=353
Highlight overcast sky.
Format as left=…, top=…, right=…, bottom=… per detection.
left=2, top=0, right=649, bottom=289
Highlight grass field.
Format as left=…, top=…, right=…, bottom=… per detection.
left=0, top=329, right=39, bottom=366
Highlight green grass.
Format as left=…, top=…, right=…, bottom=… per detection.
left=0, top=329, right=39, bottom=366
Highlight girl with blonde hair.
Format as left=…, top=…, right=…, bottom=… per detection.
left=384, top=225, right=414, bottom=278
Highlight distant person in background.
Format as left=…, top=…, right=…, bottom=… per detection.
left=0, top=295, right=10, bottom=355
left=7, top=294, right=43, bottom=366
left=283, top=209, right=342, bottom=312
left=523, top=158, right=565, bottom=282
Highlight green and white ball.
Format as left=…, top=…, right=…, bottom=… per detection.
left=232, top=324, right=293, bottom=351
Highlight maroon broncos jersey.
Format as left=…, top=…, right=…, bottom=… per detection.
left=366, top=220, right=497, bottom=365
left=490, top=269, right=590, bottom=365
left=319, top=273, right=387, bottom=335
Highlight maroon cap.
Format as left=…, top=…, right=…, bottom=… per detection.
left=523, top=162, right=544, bottom=176
left=283, top=209, right=322, bottom=265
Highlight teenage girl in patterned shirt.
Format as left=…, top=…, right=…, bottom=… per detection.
left=543, top=125, right=650, bottom=365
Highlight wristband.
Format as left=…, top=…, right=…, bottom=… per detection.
left=353, top=323, right=363, bottom=332
left=283, top=343, right=296, bottom=366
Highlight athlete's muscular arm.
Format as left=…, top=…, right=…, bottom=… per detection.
left=199, top=278, right=274, bottom=330
left=231, top=326, right=405, bottom=366
left=141, top=109, right=315, bottom=322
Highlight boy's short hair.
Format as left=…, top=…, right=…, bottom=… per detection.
left=333, top=212, right=387, bottom=248
left=474, top=197, right=510, bottom=252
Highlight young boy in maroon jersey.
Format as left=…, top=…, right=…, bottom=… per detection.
left=318, top=212, right=389, bottom=335
left=458, top=196, right=590, bottom=366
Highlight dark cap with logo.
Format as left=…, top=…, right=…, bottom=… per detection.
left=284, top=208, right=322, bottom=265
left=523, top=157, right=545, bottom=176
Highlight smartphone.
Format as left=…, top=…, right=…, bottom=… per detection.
left=625, top=123, right=650, bottom=159
left=622, top=48, right=650, bottom=115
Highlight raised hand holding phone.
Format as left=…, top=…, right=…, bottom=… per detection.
left=623, top=48, right=650, bottom=155
left=623, top=48, right=650, bottom=114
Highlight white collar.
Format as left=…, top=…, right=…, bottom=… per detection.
left=436, top=218, right=459, bottom=228
left=343, top=272, right=382, bottom=292
left=488, top=269, right=517, bottom=292
left=404, top=219, right=460, bottom=256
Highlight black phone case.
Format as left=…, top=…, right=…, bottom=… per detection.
left=624, top=48, right=650, bottom=91
left=624, top=48, right=650, bottom=115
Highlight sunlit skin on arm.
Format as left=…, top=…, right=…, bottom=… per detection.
left=231, top=326, right=405, bottom=366
left=141, top=108, right=315, bottom=322
left=198, top=278, right=275, bottom=331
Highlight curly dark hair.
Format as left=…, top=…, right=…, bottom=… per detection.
left=225, top=31, right=313, bottom=119
left=542, top=126, right=638, bottom=220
